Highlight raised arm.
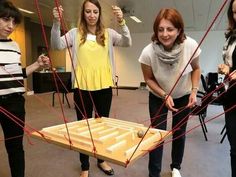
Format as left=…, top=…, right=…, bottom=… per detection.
left=109, top=6, right=132, bottom=47
left=50, top=6, right=74, bottom=50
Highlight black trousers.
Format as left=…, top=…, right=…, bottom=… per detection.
left=224, top=105, right=236, bottom=177
left=148, top=92, right=190, bottom=177
left=73, top=88, right=112, bottom=171
left=0, top=94, right=25, bottom=177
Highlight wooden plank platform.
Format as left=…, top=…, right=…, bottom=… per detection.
left=31, top=117, right=171, bottom=167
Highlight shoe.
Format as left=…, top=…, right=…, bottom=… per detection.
left=97, top=162, right=114, bottom=175
left=80, top=170, right=89, bottom=177
left=172, top=168, right=182, bottom=177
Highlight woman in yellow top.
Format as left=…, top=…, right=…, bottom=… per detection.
left=51, top=0, right=132, bottom=177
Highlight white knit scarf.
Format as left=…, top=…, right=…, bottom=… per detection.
left=153, top=41, right=183, bottom=65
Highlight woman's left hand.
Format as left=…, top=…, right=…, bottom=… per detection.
left=112, top=5, right=124, bottom=23
left=218, top=64, right=230, bottom=75
left=187, top=91, right=197, bottom=108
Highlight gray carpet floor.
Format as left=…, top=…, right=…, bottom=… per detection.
left=0, top=89, right=231, bottom=177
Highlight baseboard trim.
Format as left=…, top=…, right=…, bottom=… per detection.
left=112, top=86, right=138, bottom=90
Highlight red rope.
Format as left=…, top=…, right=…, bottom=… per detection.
left=34, top=0, right=73, bottom=147
left=130, top=75, right=236, bottom=167
left=0, top=0, right=231, bottom=166
left=53, top=0, right=101, bottom=119
left=53, top=0, right=98, bottom=153
left=148, top=103, right=236, bottom=155
left=134, top=69, right=236, bottom=164
left=0, top=106, right=46, bottom=143
left=126, top=0, right=230, bottom=166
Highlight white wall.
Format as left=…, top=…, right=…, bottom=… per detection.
left=114, top=30, right=226, bottom=87
left=186, top=31, right=226, bottom=75
left=114, top=33, right=151, bottom=87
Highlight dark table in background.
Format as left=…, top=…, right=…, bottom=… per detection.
left=33, top=71, right=71, bottom=93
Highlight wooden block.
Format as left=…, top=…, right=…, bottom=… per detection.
left=31, top=117, right=171, bottom=167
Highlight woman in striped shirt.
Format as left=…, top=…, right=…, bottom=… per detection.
left=0, top=1, right=50, bottom=177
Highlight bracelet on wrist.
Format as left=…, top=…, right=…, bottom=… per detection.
left=192, top=87, right=199, bottom=92
left=161, top=93, right=168, bottom=100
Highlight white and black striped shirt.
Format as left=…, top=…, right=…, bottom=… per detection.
left=0, top=39, right=26, bottom=96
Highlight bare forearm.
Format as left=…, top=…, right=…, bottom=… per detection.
left=26, top=55, right=50, bottom=76
left=141, top=63, right=166, bottom=98
left=190, top=57, right=201, bottom=90
left=146, top=79, right=166, bottom=98
left=25, top=61, right=40, bottom=76
left=191, top=68, right=201, bottom=89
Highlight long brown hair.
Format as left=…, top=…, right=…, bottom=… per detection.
left=78, top=0, right=105, bottom=46
left=151, top=8, right=186, bottom=44
left=226, top=0, right=236, bottom=39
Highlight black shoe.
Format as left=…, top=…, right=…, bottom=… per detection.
left=97, top=163, right=114, bottom=176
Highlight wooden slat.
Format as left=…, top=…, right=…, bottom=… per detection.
left=31, top=117, right=171, bottom=167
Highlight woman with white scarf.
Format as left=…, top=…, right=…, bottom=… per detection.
left=138, top=8, right=201, bottom=177
left=218, top=1, right=236, bottom=177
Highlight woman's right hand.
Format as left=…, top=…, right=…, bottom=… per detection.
left=52, top=5, right=64, bottom=22
left=165, top=95, right=178, bottom=112
left=218, top=64, right=230, bottom=75
left=112, top=5, right=124, bottom=23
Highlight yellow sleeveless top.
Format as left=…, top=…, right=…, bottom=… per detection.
left=74, top=30, right=113, bottom=91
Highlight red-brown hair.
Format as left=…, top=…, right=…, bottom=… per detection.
left=151, top=8, right=186, bottom=44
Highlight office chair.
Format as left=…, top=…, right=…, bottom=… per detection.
left=201, top=73, right=226, bottom=142
left=191, top=91, right=209, bottom=141
left=220, top=124, right=227, bottom=143
left=52, top=72, right=72, bottom=108
left=114, top=75, right=119, bottom=96
left=200, top=74, right=208, bottom=92
left=139, top=82, right=147, bottom=90
left=205, top=72, right=225, bottom=105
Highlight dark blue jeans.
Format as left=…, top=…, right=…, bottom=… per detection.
left=224, top=105, right=236, bottom=177
left=73, top=88, right=112, bottom=171
left=0, top=94, right=25, bottom=177
left=148, top=92, right=190, bottom=177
